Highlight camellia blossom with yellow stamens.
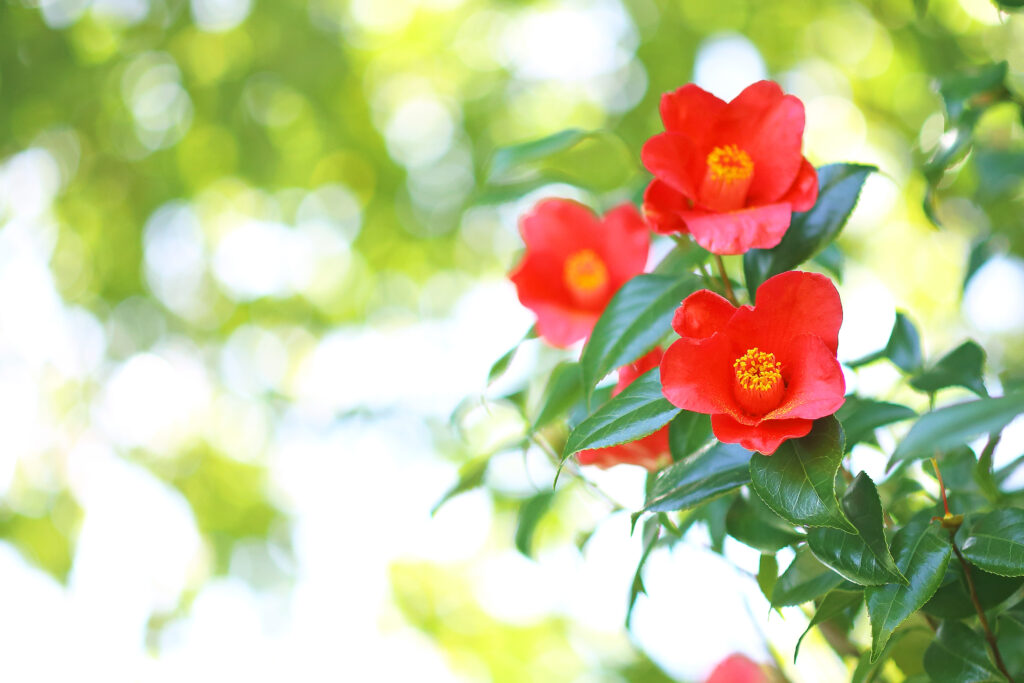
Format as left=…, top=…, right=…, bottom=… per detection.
left=641, top=81, right=819, bottom=254
left=660, top=271, right=846, bottom=454
left=509, top=198, right=649, bottom=348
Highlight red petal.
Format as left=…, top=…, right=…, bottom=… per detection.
left=641, top=132, right=704, bottom=202
left=765, top=334, right=846, bottom=421
left=599, top=203, right=650, bottom=287
left=643, top=180, right=690, bottom=235
left=660, top=84, right=727, bottom=141
left=681, top=203, right=792, bottom=255
left=710, top=413, right=813, bottom=455
left=672, top=289, right=738, bottom=339
left=660, top=334, right=745, bottom=420
left=614, top=347, right=664, bottom=395
left=705, top=654, right=767, bottom=683
left=729, top=271, right=843, bottom=354
left=780, top=158, right=819, bottom=212
left=527, top=301, right=598, bottom=348
left=520, top=198, right=601, bottom=256
left=577, top=427, right=669, bottom=471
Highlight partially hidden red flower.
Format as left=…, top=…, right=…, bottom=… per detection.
left=641, top=81, right=818, bottom=255
left=509, top=199, right=649, bottom=348
left=705, top=654, right=769, bottom=683
left=660, top=271, right=845, bottom=455
left=577, top=348, right=670, bottom=471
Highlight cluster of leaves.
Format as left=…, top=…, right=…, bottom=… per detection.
left=454, top=96, right=1024, bottom=681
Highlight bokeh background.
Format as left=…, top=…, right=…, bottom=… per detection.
left=2, top=0, right=1024, bottom=679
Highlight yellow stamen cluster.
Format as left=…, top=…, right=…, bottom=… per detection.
left=564, top=248, right=609, bottom=294
left=734, top=347, right=782, bottom=391
left=706, top=144, right=754, bottom=182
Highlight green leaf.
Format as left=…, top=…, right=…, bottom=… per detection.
left=772, top=546, right=846, bottom=607
left=807, top=472, right=906, bottom=586
left=749, top=416, right=856, bottom=532
left=514, top=491, right=556, bottom=557
left=431, top=455, right=490, bottom=515
left=853, top=629, right=913, bottom=683
left=642, top=442, right=751, bottom=513
left=910, top=341, right=988, bottom=397
left=848, top=312, right=922, bottom=373
left=889, top=394, right=1024, bottom=467
left=924, top=621, right=1008, bottom=683
left=811, top=242, right=845, bottom=281
left=742, top=163, right=874, bottom=291
left=837, top=397, right=917, bottom=452
left=938, top=61, right=1009, bottom=122
left=626, top=515, right=660, bottom=627
left=865, top=516, right=952, bottom=659
left=758, top=553, right=779, bottom=603
left=487, top=128, right=638, bottom=193
left=580, top=274, right=699, bottom=394
left=995, top=0, right=1024, bottom=8
left=913, top=0, right=928, bottom=17
left=653, top=241, right=709, bottom=276
left=532, top=362, right=583, bottom=431
left=965, top=236, right=998, bottom=291
left=794, top=589, right=863, bottom=661
left=961, top=508, right=1024, bottom=577
left=726, top=492, right=805, bottom=553
left=563, top=368, right=678, bottom=458
left=667, top=411, right=713, bottom=462
left=923, top=559, right=1024, bottom=619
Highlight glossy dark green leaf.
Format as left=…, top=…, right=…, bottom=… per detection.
left=563, top=368, right=678, bottom=457
left=807, top=472, right=906, bottom=586
left=487, top=129, right=638, bottom=192
left=626, top=515, right=660, bottom=628
left=642, top=442, right=751, bottom=513
left=889, top=394, right=1024, bottom=467
left=837, top=398, right=917, bottom=452
left=772, top=545, right=846, bottom=607
left=923, top=559, right=1024, bottom=619
left=725, top=492, right=804, bottom=553
left=995, top=0, right=1024, bottom=8
left=580, top=274, right=699, bottom=393
left=532, top=362, right=583, bottom=431
left=794, top=589, right=862, bottom=661
left=996, top=609, right=1024, bottom=678
left=515, top=491, right=555, bottom=557
left=749, top=417, right=855, bottom=532
left=667, top=411, right=713, bottom=462
left=911, top=341, right=988, bottom=397
left=961, top=508, right=1024, bottom=577
left=701, top=494, right=733, bottom=554
left=924, top=621, right=1007, bottom=683
left=865, top=516, right=952, bottom=659
left=742, top=163, right=874, bottom=291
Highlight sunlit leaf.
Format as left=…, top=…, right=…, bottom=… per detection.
left=515, top=491, right=556, bottom=558
left=642, top=442, right=751, bottom=513
left=794, top=589, right=862, bottom=662
left=532, top=362, right=583, bottom=431
left=837, top=397, right=917, bottom=452
left=961, top=508, right=1024, bottom=577
left=910, top=340, right=988, bottom=397
left=667, top=410, right=713, bottom=462
left=771, top=546, right=846, bottom=607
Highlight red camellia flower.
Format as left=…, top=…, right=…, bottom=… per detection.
left=509, top=199, right=649, bottom=348
left=641, top=81, right=818, bottom=255
left=577, top=348, right=670, bottom=471
left=705, top=654, right=768, bottom=683
left=660, top=271, right=845, bottom=454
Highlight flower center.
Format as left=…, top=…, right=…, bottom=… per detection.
left=563, top=248, right=609, bottom=304
left=706, top=144, right=754, bottom=182
left=733, top=347, right=785, bottom=416
left=701, top=145, right=754, bottom=212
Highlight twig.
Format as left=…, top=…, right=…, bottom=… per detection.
left=714, top=254, right=739, bottom=306
left=931, top=456, right=1015, bottom=681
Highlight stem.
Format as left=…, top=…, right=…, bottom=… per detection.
left=932, top=456, right=1015, bottom=681
left=931, top=456, right=951, bottom=516
left=950, top=538, right=1015, bottom=682
left=713, top=254, right=739, bottom=305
